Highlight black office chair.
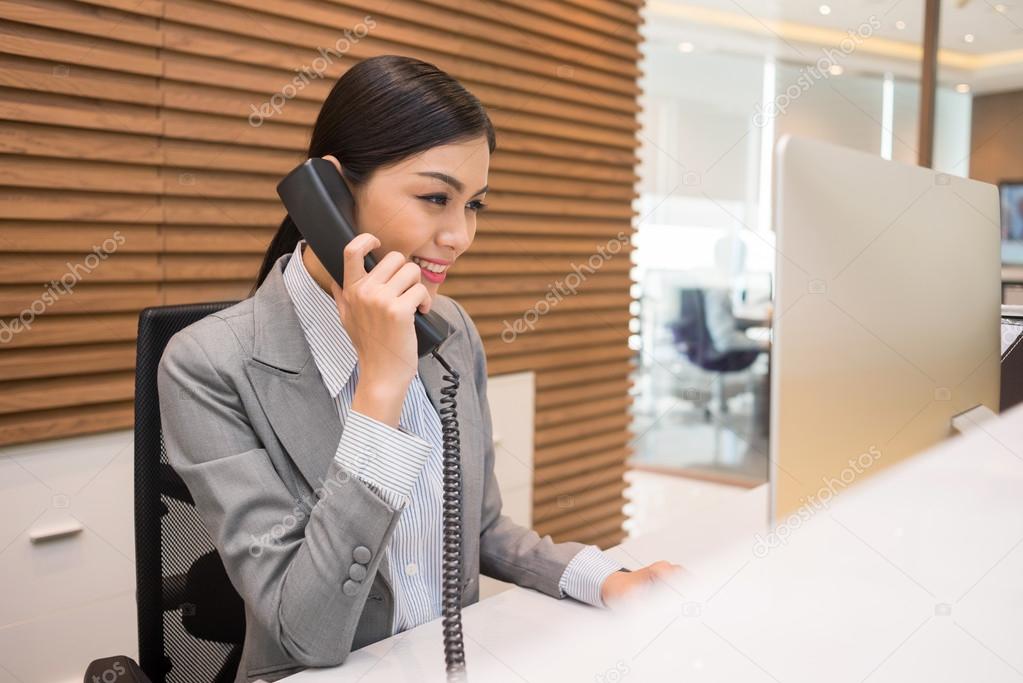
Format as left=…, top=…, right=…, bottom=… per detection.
left=670, top=288, right=761, bottom=418
left=133, top=302, right=246, bottom=683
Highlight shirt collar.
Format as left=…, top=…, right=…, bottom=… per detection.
left=282, top=239, right=357, bottom=398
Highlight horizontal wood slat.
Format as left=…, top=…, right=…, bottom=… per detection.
left=0, top=370, right=133, bottom=414
left=497, top=0, right=642, bottom=44
left=537, top=447, right=632, bottom=484
left=537, top=378, right=634, bottom=409
left=0, top=399, right=133, bottom=445
left=536, top=499, right=627, bottom=538
left=561, top=0, right=640, bottom=24
left=548, top=513, right=628, bottom=546
left=535, top=463, right=630, bottom=504
left=414, top=0, right=640, bottom=62
left=534, top=480, right=628, bottom=524
left=0, top=0, right=644, bottom=552
left=574, top=527, right=628, bottom=549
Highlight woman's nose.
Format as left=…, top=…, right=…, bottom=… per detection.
left=438, top=217, right=473, bottom=255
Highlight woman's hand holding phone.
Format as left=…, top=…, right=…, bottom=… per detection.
left=332, top=232, right=432, bottom=429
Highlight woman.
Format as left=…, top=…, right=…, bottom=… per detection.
left=158, top=55, right=681, bottom=682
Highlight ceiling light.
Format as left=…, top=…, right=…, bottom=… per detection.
left=677, top=41, right=695, bottom=53
left=964, top=33, right=975, bottom=43
left=994, top=3, right=1007, bottom=13
left=895, top=20, right=907, bottom=30
left=955, top=83, right=971, bottom=93
left=829, top=64, right=844, bottom=76
left=819, top=4, right=832, bottom=15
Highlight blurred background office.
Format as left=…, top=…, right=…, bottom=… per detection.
left=629, top=0, right=1023, bottom=491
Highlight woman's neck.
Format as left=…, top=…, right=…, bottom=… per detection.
left=300, top=241, right=337, bottom=296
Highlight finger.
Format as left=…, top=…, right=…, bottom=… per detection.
left=389, top=264, right=432, bottom=315
left=628, top=567, right=655, bottom=584
left=363, top=249, right=409, bottom=287
left=650, top=565, right=675, bottom=578
left=650, top=564, right=686, bottom=584
left=397, top=282, right=432, bottom=317
left=381, top=259, right=427, bottom=300
left=342, top=233, right=379, bottom=289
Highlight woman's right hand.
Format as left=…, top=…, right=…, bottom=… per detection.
left=330, top=232, right=431, bottom=425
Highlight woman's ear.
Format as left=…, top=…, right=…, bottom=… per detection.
left=321, top=154, right=356, bottom=197
left=321, top=154, right=342, bottom=175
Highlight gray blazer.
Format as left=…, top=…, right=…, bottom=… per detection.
left=157, top=251, right=589, bottom=682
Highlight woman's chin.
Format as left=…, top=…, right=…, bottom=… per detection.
left=419, top=279, right=441, bottom=300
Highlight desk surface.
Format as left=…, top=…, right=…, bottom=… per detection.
left=286, top=404, right=1023, bottom=683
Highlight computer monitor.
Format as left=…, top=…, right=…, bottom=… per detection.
left=1000, top=181, right=1023, bottom=265
left=769, top=136, right=1002, bottom=521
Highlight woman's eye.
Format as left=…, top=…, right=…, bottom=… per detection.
left=419, top=194, right=488, bottom=213
left=419, top=194, right=448, bottom=206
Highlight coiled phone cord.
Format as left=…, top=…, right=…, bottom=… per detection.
left=432, top=350, right=468, bottom=682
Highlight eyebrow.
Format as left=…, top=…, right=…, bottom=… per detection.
left=416, top=171, right=488, bottom=197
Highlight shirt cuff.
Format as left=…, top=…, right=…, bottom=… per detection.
left=334, top=408, right=432, bottom=511
left=557, top=545, right=625, bottom=608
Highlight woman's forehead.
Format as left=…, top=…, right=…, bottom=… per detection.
left=382, top=137, right=490, bottom=182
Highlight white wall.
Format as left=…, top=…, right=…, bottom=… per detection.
left=0, top=429, right=137, bottom=683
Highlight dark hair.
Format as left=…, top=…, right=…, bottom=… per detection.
left=251, top=54, right=497, bottom=294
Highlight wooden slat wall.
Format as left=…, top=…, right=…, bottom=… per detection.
left=0, top=0, right=643, bottom=549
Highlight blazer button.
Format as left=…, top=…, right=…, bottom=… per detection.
left=342, top=579, right=360, bottom=597
left=349, top=563, right=367, bottom=581
left=353, top=546, right=372, bottom=563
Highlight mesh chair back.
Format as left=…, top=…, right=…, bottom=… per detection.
left=135, top=302, right=245, bottom=683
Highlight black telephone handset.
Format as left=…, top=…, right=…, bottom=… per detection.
left=276, top=158, right=468, bottom=681
left=276, top=158, right=453, bottom=358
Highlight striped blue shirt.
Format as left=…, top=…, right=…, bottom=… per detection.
left=282, top=240, right=622, bottom=634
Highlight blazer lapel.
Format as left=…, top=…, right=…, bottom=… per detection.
left=243, top=254, right=343, bottom=492
left=244, top=252, right=475, bottom=601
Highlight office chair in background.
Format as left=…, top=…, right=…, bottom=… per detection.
left=670, top=288, right=762, bottom=420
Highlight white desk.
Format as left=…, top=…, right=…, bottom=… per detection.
left=286, top=403, right=1023, bottom=682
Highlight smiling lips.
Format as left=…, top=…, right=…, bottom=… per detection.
left=410, top=256, right=449, bottom=282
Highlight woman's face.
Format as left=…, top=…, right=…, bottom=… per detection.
left=320, top=134, right=489, bottom=300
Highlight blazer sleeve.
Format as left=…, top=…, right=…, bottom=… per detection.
left=157, top=323, right=405, bottom=667
left=448, top=300, right=590, bottom=599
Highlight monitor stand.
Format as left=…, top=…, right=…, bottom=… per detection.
left=951, top=404, right=998, bottom=434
